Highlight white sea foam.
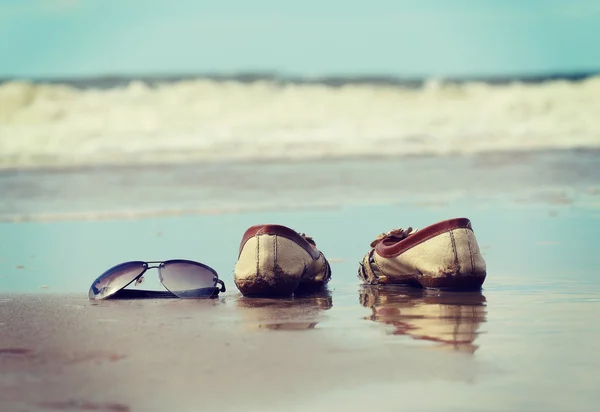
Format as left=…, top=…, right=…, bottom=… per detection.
left=1, top=77, right=599, bottom=169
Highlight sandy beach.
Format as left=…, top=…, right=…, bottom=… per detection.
left=3, top=1, right=600, bottom=409
left=1, top=150, right=599, bottom=411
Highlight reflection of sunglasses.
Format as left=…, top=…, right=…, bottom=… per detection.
left=88, top=260, right=226, bottom=300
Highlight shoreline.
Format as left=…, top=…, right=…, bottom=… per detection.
left=1, top=146, right=599, bottom=174
left=1, top=149, right=599, bottom=223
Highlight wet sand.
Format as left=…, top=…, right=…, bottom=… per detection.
left=1, top=150, right=600, bottom=411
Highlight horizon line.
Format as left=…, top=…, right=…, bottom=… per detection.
left=2, top=68, right=600, bottom=88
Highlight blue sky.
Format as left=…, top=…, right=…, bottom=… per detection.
left=1, top=0, right=600, bottom=78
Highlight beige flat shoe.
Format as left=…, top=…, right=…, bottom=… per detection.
left=358, top=218, right=486, bottom=290
left=235, top=224, right=331, bottom=297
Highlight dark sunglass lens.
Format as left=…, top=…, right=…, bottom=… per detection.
left=89, top=261, right=146, bottom=300
left=159, top=261, right=218, bottom=298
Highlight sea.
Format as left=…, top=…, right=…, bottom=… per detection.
left=1, top=72, right=599, bottom=171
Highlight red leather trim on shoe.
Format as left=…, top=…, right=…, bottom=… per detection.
left=239, top=224, right=321, bottom=260
left=376, top=218, right=473, bottom=258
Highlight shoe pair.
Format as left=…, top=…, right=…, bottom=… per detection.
left=235, top=217, right=487, bottom=297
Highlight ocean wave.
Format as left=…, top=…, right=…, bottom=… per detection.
left=1, top=76, right=600, bottom=169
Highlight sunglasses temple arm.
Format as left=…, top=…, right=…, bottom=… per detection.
left=217, top=279, right=226, bottom=293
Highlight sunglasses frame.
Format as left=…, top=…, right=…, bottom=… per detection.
left=89, top=259, right=226, bottom=300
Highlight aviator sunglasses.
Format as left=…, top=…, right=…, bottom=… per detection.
left=89, top=259, right=226, bottom=300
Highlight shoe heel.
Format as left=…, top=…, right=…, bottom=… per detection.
left=234, top=234, right=302, bottom=297
left=418, top=228, right=487, bottom=290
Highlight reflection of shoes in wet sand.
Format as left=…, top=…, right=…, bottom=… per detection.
left=234, top=224, right=332, bottom=297
left=360, top=285, right=487, bottom=353
left=237, top=290, right=333, bottom=330
left=358, top=218, right=487, bottom=290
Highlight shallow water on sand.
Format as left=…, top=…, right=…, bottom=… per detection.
left=1, top=195, right=600, bottom=411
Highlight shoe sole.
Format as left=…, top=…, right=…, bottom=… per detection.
left=417, top=272, right=487, bottom=291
